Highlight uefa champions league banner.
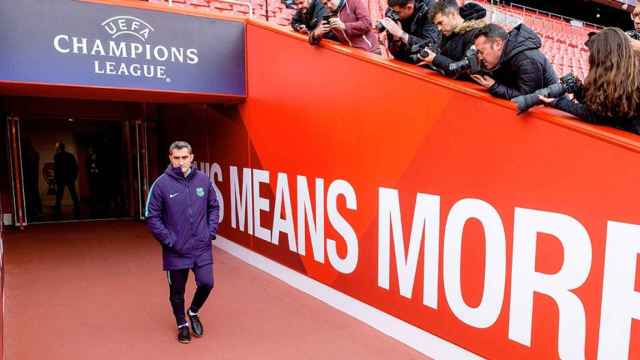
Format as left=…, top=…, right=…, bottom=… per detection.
left=0, top=0, right=246, bottom=97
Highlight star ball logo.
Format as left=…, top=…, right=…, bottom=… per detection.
left=52, top=15, right=200, bottom=83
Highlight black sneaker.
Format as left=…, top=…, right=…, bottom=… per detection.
left=177, top=325, right=191, bottom=344
left=188, top=312, right=203, bottom=337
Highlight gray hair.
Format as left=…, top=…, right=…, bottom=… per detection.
left=168, top=141, right=193, bottom=154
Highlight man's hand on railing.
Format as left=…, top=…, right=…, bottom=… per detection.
left=309, top=22, right=331, bottom=44
left=313, top=22, right=331, bottom=37
left=293, top=24, right=310, bottom=34
left=471, top=74, right=496, bottom=89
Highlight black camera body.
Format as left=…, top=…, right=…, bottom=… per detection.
left=321, top=12, right=338, bottom=26
left=376, top=9, right=401, bottom=33
left=626, top=29, right=640, bottom=41
left=448, top=47, right=482, bottom=75
left=512, top=73, right=583, bottom=114
left=408, top=43, right=438, bottom=64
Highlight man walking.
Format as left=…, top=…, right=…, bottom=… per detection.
left=53, top=142, right=80, bottom=218
left=145, top=141, right=220, bottom=344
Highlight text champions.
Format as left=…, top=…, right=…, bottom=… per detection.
left=52, top=35, right=199, bottom=81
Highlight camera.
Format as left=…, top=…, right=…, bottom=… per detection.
left=408, top=43, right=438, bottom=64
left=448, top=46, right=482, bottom=75
left=376, top=9, right=401, bottom=32
left=512, top=73, right=583, bottom=114
left=626, top=29, right=640, bottom=41
left=322, top=13, right=337, bottom=25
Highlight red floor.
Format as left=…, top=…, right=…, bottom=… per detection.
left=3, top=221, right=429, bottom=360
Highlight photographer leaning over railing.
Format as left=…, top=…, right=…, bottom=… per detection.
left=309, top=0, right=381, bottom=54
left=470, top=23, right=558, bottom=100
left=376, top=0, right=440, bottom=64
left=535, top=28, right=640, bottom=135
left=290, top=0, right=327, bottom=35
left=415, top=0, right=486, bottom=78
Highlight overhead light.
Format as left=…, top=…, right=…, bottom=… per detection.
left=67, top=117, right=75, bottom=122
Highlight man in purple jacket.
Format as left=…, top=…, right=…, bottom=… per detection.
left=145, top=141, right=220, bottom=344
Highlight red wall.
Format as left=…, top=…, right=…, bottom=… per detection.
left=2, top=3, right=640, bottom=356
left=201, top=22, right=640, bottom=359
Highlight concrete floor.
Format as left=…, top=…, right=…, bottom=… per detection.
left=3, top=221, right=429, bottom=360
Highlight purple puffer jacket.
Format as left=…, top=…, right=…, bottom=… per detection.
left=145, top=164, right=220, bottom=270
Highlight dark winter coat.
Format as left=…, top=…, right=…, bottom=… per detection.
left=291, top=0, right=326, bottom=32
left=388, top=0, right=440, bottom=64
left=432, top=19, right=486, bottom=77
left=54, top=150, right=78, bottom=183
left=145, top=164, right=220, bottom=271
left=552, top=96, right=640, bottom=135
left=488, top=24, right=558, bottom=99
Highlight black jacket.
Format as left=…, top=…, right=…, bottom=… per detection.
left=553, top=97, right=640, bottom=135
left=54, top=151, right=78, bottom=183
left=488, top=24, right=558, bottom=99
left=432, top=19, right=486, bottom=77
left=388, top=0, right=440, bottom=64
left=626, top=29, right=640, bottom=41
left=291, top=0, right=326, bottom=32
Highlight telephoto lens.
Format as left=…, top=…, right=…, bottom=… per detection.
left=512, top=73, right=581, bottom=114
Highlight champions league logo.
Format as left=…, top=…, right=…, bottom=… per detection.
left=101, top=16, right=155, bottom=41
left=52, top=15, right=200, bottom=83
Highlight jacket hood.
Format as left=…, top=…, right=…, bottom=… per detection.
left=164, top=163, right=197, bottom=180
left=500, top=24, right=541, bottom=64
left=453, top=19, right=487, bottom=34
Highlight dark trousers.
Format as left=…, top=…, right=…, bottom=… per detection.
left=54, top=180, right=79, bottom=210
left=167, top=263, right=214, bottom=327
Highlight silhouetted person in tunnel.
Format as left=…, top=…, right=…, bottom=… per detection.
left=53, top=142, right=79, bottom=218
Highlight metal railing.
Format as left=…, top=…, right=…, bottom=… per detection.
left=487, top=0, right=603, bottom=29
left=167, top=0, right=254, bottom=18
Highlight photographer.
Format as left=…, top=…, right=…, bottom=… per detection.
left=291, top=0, right=326, bottom=35
left=309, top=0, right=381, bottom=53
left=378, top=0, right=440, bottom=64
left=627, top=6, right=640, bottom=41
left=469, top=23, right=557, bottom=100
left=626, top=7, right=640, bottom=51
left=539, top=28, right=640, bottom=134
left=417, top=0, right=486, bottom=77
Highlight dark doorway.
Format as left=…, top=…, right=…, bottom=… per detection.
left=3, top=96, right=155, bottom=225
left=20, top=117, right=128, bottom=222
